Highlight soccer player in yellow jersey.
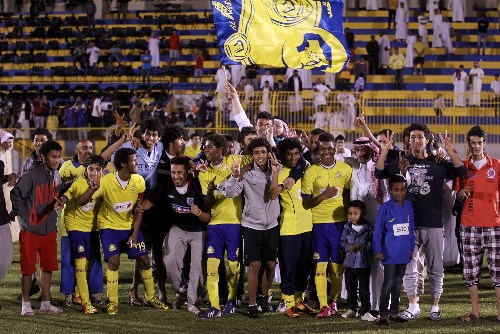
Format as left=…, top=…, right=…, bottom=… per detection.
left=302, top=132, right=352, bottom=318
left=198, top=134, right=243, bottom=318
left=55, top=155, right=106, bottom=314
left=79, top=148, right=168, bottom=314
left=58, top=139, right=103, bottom=306
left=276, top=138, right=315, bottom=318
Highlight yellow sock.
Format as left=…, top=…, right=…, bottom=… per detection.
left=283, top=294, right=295, bottom=309
left=328, top=263, right=344, bottom=302
left=315, top=262, right=328, bottom=308
left=139, top=268, right=155, bottom=301
left=207, top=258, right=221, bottom=309
left=294, top=291, right=304, bottom=305
left=106, top=268, right=119, bottom=304
left=75, top=258, right=89, bottom=305
left=227, top=260, right=240, bottom=301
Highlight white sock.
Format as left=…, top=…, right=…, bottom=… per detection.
left=430, top=305, right=439, bottom=313
left=22, top=301, right=32, bottom=309
left=408, top=302, right=419, bottom=312
left=41, top=301, right=51, bottom=309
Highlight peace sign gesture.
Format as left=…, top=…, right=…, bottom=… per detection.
left=231, top=155, right=241, bottom=178
left=353, top=112, right=367, bottom=128
left=196, top=159, right=208, bottom=173
left=124, top=123, right=141, bottom=141
left=269, top=152, right=280, bottom=174
left=439, top=130, right=453, bottom=154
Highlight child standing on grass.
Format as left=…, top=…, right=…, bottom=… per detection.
left=340, top=200, right=378, bottom=322
left=373, top=174, right=414, bottom=326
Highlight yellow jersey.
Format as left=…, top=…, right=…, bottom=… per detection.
left=59, top=157, right=85, bottom=236
left=199, top=155, right=242, bottom=225
left=63, top=177, right=97, bottom=232
left=93, top=173, right=146, bottom=231
left=184, top=145, right=201, bottom=159
left=59, top=158, right=85, bottom=183
left=301, top=161, right=352, bottom=224
left=278, top=167, right=312, bottom=235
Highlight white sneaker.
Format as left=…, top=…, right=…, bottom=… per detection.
left=40, top=304, right=63, bottom=314
left=361, top=312, right=378, bottom=322
left=187, top=304, right=201, bottom=315
left=341, top=309, right=357, bottom=318
left=21, top=306, right=35, bottom=316
left=276, top=301, right=287, bottom=313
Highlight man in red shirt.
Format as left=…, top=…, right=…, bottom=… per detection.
left=169, top=29, right=180, bottom=66
left=457, top=125, right=500, bottom=322
left=194, top=49, right=204, bottom=88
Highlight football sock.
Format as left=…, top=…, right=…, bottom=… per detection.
left=227, top=260, right=240, bottom=301
left=315, top=262, right=328, bottom=308
left=207, top=258, right=221, bottom=309
left=75, top=258, right=89, bottom=305
left=106, top=269, right=119, bottom=304
left=283, top=294, right=295, bottom=309
left=140, top=268, right=155, bottom=301
left=329, top=263, right=343, bottom=302
left=294, top=291, right=304, bottom=305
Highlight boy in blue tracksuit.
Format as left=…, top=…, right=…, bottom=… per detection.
left=340, top=200, right=377, bottom=322
left=373, top=175, right=415, bottom=325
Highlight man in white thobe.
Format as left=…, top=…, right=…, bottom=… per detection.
left=418, top=11, right=429, bottom=44
left=452, top=0, right=464, bottom=22
left=148, top=33, right=161, bottom=68
left=230, top=64, right=245, bottom=88
left=313, top=78, right=331, bottom=113
left=469, top=62, right=484, bottom=106
left=378, top=31, right=391, bottom=69
left=427, top=0, right=439, bottom=22
left=432, top=9, right=443, bottom=48
left=453, top=65, right=468, bottom=107
left=337, top=90, right=356, bottom=131
left=441, top=17, right=454, bottom=55
left=395, top=2, right=408, bottom=41
left=260, top=70, right=274, bottom=90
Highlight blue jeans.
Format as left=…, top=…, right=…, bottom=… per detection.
left=379, top=263, right=406, bottom=318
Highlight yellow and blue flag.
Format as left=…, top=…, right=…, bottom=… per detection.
left=211, top=0, right=350, bottom=73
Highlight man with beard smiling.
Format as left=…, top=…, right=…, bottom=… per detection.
left=302, top=132, right=352, bottom=318
left=140, top=156, right=210, bottom=315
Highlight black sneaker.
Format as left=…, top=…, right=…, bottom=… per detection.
left=258, top=295, right=273, bottom=313
left=248, top=305, right=260, bottom=318
left=377, top=317, right=389, bottom=326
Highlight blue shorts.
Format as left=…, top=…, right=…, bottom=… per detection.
left=100, top=229, right=148, bottom=262
left=206, top=224, right=240, bottom=261
left=312, top=223, right=345, bottom=264
left=68, top=231, right=92, bottom=260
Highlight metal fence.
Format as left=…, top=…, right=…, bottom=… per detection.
left=213, top=90, right=500, bottom=143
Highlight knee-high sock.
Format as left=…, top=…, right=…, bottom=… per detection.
left=140, top=268, right=155, bottom=301
left=329, top=263, right=344, bottom=302
left=315, top=262, right=328, bottom=308
left=294, top=291, right=305, bottom=305
left=207, top=258, right=221, bottom=309
left=106, top=269, right=119, bottom=304
left=75, top=258, right=89, bottom=305
left=227, top=260, right=240, bottom=301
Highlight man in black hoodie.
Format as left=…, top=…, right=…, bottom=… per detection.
left=11, top=141, right=63, bottom=316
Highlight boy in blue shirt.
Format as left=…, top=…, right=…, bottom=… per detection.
left=373, top=175, right=415, bottom=325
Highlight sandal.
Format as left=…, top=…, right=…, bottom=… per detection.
left=460, top=313, right=479, bottom=322
left=128, top=291, right=144, bottom=306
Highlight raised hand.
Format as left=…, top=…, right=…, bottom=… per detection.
left=439, top=130, right=453, bottom=153
left=87, top=176, right=100, bottom=190
left=225, top=81, right=237, bottom=100
left=398, top=151, right=409, bottom=174
left=269, top=152, right=280, bottom=174
left=354, top=111, right=367, bottom=128
left=286, top=127, right=297, bottom=139
left=196, top=159, right=208, bottom=173
left=231, top=155, right=241, bottom=178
